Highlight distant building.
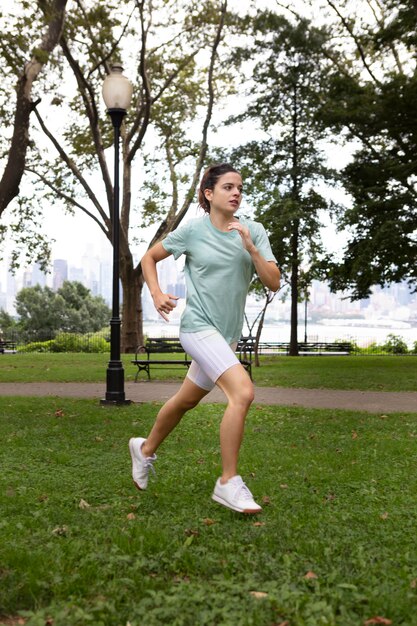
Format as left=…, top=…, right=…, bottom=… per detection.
left=69, top=267, right=85, bottom=284
left=53, top=259, right=68, bottom=291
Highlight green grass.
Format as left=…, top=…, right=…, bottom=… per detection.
left=2, top=397, right=417, bottom=625
left=1, top=353, right=416, bottom=391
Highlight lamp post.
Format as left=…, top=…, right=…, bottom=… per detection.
left=101, top=64, right=133, bottom=406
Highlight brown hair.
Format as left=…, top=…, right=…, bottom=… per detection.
left=198, top=163, right=240, bottom=213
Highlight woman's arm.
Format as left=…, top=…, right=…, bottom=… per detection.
left=227, top=222, right=281, bottom=292
left=140, top=242, right=179, bottom=321
left=249, top=251, right=281, bottom=292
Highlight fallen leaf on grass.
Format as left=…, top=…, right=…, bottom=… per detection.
left=352, top=430, right=358, bottom=439
left=304, top=571, right=318, bottom=579
left=253, top=521, right=265, bottom=527
left=184, top=528, right=199, bottom=537
left=380, top=512, right=389, bottom=520
left=410, top=578, right=417, bottom=588
left=52, top=525, right=68, bottom=537
left=364, top=617, right=392, bottom=625
left=249, top=591, right=268, bottom=599
left=78, top=499, right=91, bottom=509
left=280, top=484, right=288, bottom=489
left=95, top=436, right=103, bottom=442
left=202, top=518, right=216, bottom=526
left=54, top=409, right=64, bottom=417
left=126, top=513, right=136, bottom=520
left=262, top=496, right=271, bottom=505
left=0, top=617, right=27, bottom=625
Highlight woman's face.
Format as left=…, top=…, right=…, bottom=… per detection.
left=204, top=172, right=243, bottom=214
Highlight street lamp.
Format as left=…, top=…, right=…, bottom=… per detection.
left=101, top=64, right=133, bottom=406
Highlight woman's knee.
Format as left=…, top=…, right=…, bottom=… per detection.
left=227, top=380, right=255, bottom=409
left=177, top=395, right=201, bottom=411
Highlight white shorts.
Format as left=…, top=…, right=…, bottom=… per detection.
left=179, top=329, right=239, bottom=391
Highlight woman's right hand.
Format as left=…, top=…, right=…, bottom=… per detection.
left=152, top=292, right=179, bottom=322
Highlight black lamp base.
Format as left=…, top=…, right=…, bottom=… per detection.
left=100, top=362, right=132, bottom=405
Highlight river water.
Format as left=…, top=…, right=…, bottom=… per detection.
left=144, top=320, right=417, bottom=348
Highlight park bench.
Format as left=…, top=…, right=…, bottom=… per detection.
left=258, top=341, right=352, bottom=355
left=0, top=340, right=17, bottom=354
left=132, top=336, right=253, bottom=381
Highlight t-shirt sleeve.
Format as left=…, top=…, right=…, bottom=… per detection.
left=252, top=222, right=278, bottom=264
left=162, top=222, right=190, bottom=260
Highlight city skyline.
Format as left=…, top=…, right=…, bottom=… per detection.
left=1, top=249, right=416, bottom=328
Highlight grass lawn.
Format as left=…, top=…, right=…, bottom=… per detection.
left=0, top=353, right=416, bottom=391
left=1, top=397, right=417, bottom=625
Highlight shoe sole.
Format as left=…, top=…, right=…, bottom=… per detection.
left=129, top=438, right=146, bottom=491
left=212, top=493, right=262, bottom=514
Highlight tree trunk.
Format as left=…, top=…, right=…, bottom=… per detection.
left=289, top=79, right=300, bottom=357
left=289, top=220, right=299, bottom=356
left=120, top=255, right=144, bottom=353
left=254, top=307, right=266, bottom=367
left=0, top=0, right=68, bottom=215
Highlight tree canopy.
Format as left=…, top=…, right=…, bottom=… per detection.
left=317, top=0, right=417, bottom=298
left=13, top=280, right=110, bottom=336
left=0, top=0, right=236, bottom=351
left=228, top=12, right=338, bottom=353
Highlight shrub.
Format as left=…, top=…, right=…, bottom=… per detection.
left=382, top=333, right=409, bottom=355
left=18, top=340, right=54, bottom=353
left=17, top=333, right=109, bottom=353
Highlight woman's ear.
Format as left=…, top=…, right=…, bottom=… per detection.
left=204, top=188, right=213, bottom=203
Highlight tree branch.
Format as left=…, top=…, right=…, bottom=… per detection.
left=148, top=1, right=228, bottom=246
left=325, top=0, right=382, bottom=86
left=33, top=108, right=109, bottom=227
left=126, top=0, right=153, bottom=157
left=0, top=0, right=68, bottom=215
left=59, top=36, right=113, bottom=211
left=25, top=166, right=109, bottom=237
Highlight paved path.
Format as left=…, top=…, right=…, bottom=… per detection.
left=1, top=382, right=416, bottom=413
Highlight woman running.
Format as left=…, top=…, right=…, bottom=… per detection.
left=130, top=163, right=280, bottom=513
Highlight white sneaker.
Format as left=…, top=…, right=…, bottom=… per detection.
left=129, top=437, right=157, bottom=490
left=212, top=475, right=262, bottom=514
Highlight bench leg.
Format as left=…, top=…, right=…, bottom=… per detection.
left=134, top=364, right=151, bottom=382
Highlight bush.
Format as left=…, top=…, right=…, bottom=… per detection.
left=18, top=340, right=54, bottom=353
left=17, top=333, right=109, bottom=353
left=382, top=333, right=409, bottom=355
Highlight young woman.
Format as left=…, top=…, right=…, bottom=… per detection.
left=130, top=163, right=280, bottom=514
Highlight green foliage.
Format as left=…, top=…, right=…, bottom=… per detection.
left=381, top=333, right=409, bottom=355
left=317, top=0, right=417, bottom=298
left=0, top=308, right=17, bottom=333
left=228, top=13, right=339, bottom=350
left=18, top=332, right=109, bottom=353
left=14, top=281, right=110, bottom=337
left=0, top=0, right=235, bottom=275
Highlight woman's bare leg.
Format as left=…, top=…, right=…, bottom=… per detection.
left=141, top=377, right=210, bottom=457
left=215, top=364, right=255, bottom=482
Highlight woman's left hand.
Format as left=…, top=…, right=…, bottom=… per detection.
left=227, top=221, right=256, bottom=254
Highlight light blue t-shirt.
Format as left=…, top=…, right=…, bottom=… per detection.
left=162, top=215, right=277, bottom=344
